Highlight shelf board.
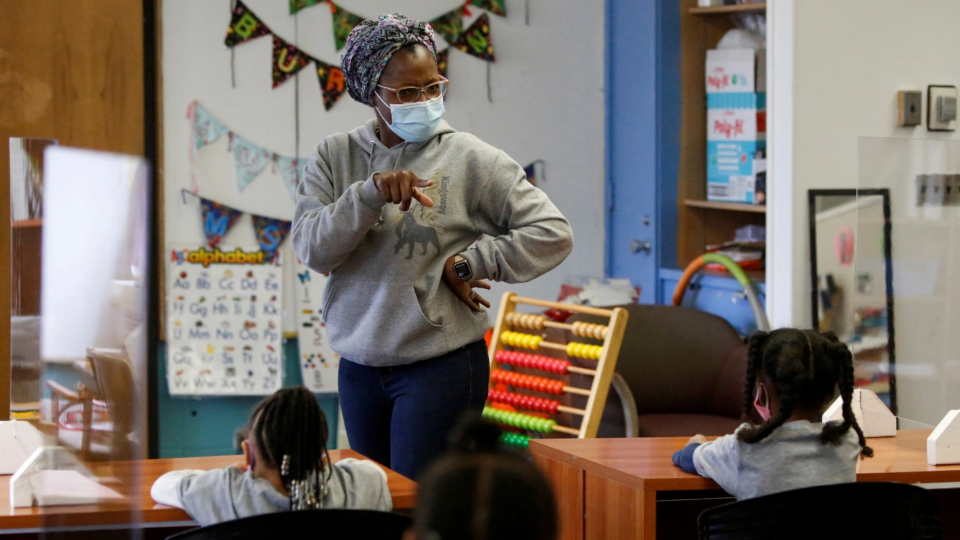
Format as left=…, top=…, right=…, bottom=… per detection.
left=689, top=2, right=766, bottom=15
left=11, top=219, right=42, bottom=228
left=684, top=199, right=767, bottom=213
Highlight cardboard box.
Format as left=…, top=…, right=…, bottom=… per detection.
left=706, top=48, right=766, bottom=204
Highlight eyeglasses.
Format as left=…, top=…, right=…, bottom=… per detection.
left=377, top=77, right=449, bottom=104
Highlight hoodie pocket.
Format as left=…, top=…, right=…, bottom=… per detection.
left=322, top=279, right=447, bottom=361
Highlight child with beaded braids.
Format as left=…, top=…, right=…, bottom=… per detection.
left=672, top=329, right=873, bottom=500
left=151, top=386, right=390, bottom=526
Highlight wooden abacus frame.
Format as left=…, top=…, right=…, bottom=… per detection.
left=486, top=292, right=628, bottom=440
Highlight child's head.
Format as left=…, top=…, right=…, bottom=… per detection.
left=738, top=329, right=873, bottom=458
left=243, top=385, right=331, bottom=509
left=406, top=416, right=558, bottom=540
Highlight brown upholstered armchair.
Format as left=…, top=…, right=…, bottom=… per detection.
left=565, top=304, right=754, bottom=438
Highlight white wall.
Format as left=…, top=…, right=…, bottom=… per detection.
left=770, top=0, right=960, bottom=425
left=162, top=0, right=605, bottom=332
left=770, top=0, right=960, bottom=329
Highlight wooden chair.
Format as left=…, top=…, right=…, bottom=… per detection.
left=165, top=509, right=412, bottom=540
left=48, top=348, right=137, bottom=460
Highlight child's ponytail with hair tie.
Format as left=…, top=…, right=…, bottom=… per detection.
left=818, top=333, right=874, bottom=458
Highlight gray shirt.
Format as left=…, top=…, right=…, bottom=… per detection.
left=292, top=119, right=573, bottom=366
left=693, top=420, right=862, bottom=500
left=151, top=458, right=391, bottom=526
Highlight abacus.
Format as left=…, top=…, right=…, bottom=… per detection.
left=484, top=292, right=628, bottom=447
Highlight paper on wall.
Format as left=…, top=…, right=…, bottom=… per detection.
left=293, top=260, right=339, bottom=394
left=166, top=245, right=283, bottom=396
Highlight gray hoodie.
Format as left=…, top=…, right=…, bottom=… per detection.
left=150, top=458, right=391, bottom=527
left=292, top=119, right=572, bottom=366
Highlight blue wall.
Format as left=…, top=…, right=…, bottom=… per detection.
left=157, top=339, right=339, bottom=458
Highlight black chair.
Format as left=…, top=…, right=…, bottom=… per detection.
left=698, top=482, right=942, bottom=540
left=166, top=509, right=413, bottom=540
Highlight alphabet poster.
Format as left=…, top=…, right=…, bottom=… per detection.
left=294, top=259, right=339, bottom=394
left=166, top=245, right=284, bottom=396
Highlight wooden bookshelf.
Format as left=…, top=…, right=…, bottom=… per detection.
left=689, top=3, right=766, bottom=15
left=684, top=199, right=767, bottom=213
left=676, top=0, right=767, bottom=267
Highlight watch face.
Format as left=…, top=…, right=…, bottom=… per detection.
left=454, top=261, right=470, bottom=279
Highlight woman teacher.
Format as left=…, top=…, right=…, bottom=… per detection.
left=292, top=13, right=572, bottom=479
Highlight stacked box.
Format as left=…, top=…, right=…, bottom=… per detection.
left=706, top=49, right=766, bottom=204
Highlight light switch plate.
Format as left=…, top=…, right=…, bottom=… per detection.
left=928, top=85, right=957, bottom=131
left=898, top=90, right=922, bottom=126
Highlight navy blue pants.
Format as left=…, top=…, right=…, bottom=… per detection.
left=338, top=339, right=490, bottom=480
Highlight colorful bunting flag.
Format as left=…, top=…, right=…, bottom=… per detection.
left=193, top=103, right=228, bottom=150
left=471, top=0, right=506, bottom=17
left=272, top=37, right=313, bottom=88
left=315, top=60, right=347, bottom=110
left=437, top=48, right=449, bottom=80
left=225, top=0, right=272, bottom=47
left=452, top=13, right=495, bottom=62
left=523, top=163, right=536, bottom=186
left=252, top=215, right=293, bottom=263
left=289, top=0, right=323, bottom=15
left=429, top=8, right=464, bottom=44
left=199, top=197, right=243, bottom=248
left=277, top=156, right=308, bottom=201
left=331, top=2, right=364, bottom=51
left=524, top=159, right=545, bottom=186
left=232, top=135, right=273, bottom=191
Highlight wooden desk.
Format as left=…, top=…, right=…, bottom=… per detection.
left=531, top=430, right=960, bottom=540
left=0, top=450, right=416, bottom=532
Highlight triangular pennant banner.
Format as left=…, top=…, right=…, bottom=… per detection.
left=272, top=37, right=313, bottom=88
left=437, top=48, right=449, bottom=80
left=193, top=103, right=229, bottom=150
left=277, top=156, right=308, bottom=201
left=199, top=197, right=244, bottom=248
left=252, top=215, right=292, bottom=264
left=523, top=163, right=537, bottom=186
left=315, top=60, right=347, bottom=110
left=429, top=8, right=464, bottom=44
left=232, top=135, right=273, bottom=191
left=471, top=0, right=506, bottom=17
left=289, top=0, right=322, bottom=15
left=331, top=2, right=364, bottom=51
left=452, top=13, right=495, bottom=62
left=225, top=0, right=272, bottom=47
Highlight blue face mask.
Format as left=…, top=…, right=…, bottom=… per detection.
left=375, top=93, right=445, bottom=143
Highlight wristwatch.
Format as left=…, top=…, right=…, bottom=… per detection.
left=453, top=255, right=472, bottom=281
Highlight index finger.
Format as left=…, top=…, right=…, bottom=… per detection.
left=413, top=188, right=434, bottom=208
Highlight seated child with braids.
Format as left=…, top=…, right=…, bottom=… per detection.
left=672, top=329, right=873, bottom=501
left=151, top=386, right=391, bottom=526
left=404, top=415, right=558, bottom=540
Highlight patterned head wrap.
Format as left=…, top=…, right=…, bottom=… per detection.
left=341, top=13, right=438, bottom=106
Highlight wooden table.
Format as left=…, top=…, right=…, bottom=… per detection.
left=531, top=430, right=960, bottom=540
left=0, top=450, right=416, bottom=533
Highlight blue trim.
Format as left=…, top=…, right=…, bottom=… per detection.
left=655, top=0, right=681, bottom=302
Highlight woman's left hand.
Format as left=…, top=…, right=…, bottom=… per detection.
left=442, top=256, right=491, bottom=312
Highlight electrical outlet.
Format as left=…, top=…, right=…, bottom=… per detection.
left=928, top=85, right=957, bottom=131
left=929, top=174, right=946, bottom=205
left=898, top=90, right=922, bottom=127
left=948, top=175, right=960, bottom=206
